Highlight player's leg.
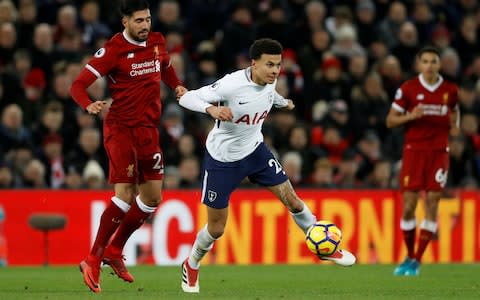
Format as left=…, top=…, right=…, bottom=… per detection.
left=182, top=151, right=242, bottom=293
left=267, top=180, right=316, bottom=232
left=104, top=126, right=165, bottom=282
left=266, top=181, right=355, bottom=266
left=104, top=179, right=162, bottom=283
left=80, top=124, right=137, bottom=292
left=394, top=148, right=423, bottom=275
left=182, top=206, right=227, bottom=293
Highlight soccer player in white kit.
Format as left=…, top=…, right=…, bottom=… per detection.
left=178, top=38, right=356, bottom=293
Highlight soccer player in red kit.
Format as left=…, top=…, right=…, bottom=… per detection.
left=70, top=0, right=187, bottom=293
left=386, top=46, right=459, bottom=276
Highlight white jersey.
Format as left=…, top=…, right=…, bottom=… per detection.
left=179, top=67, right=288, bottom=162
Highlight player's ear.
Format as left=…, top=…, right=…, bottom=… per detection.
left=122, top=16, right=128, bottom=28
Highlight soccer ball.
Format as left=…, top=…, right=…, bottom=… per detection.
left=305, top=220, right=342, bottom=256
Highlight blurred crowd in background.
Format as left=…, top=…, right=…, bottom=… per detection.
left=1, top=0, right=480, bottom=190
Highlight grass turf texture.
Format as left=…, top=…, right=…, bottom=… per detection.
left=0, top=264, right=479, bottom=300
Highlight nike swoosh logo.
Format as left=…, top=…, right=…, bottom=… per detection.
left=238, top=101, right=250, bottom=105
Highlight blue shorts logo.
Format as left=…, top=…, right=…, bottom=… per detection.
left=208, top=190, right=217, bottom=202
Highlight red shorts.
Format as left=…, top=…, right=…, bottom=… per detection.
left=104, top=122, right=164, bottom=184
left=399, top=148, right=449, bottom=191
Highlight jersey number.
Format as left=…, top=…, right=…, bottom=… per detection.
left=153, top=153, right=163, bottom=172
left=268, top=158, right=284, bottom=174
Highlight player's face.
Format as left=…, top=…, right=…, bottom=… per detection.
left=251, top=54, right=282, bottom=85
left=123, top=9, right=151, bottom=42
left=418, top=52, right=440, bottom=81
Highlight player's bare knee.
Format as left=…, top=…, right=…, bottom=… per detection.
left=142, top=194, right=162, bottom=207
left=208, top=227, right=224, bottom=239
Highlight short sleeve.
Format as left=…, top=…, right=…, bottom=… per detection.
left=85, top=42, right=118, bottom=78
left=392, top=83, right=408, bottom=113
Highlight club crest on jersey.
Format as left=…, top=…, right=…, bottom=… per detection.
left=126, top=164, right=135, bottom=177
left=94, top=48, right=105, bottom=58
left=207, top=190, right=217, bottom=202
left=443, top=93, right=449, bottom=103
left=416, top=94, right=424, bottom=100
left=127, top=52, right=134, bottom=59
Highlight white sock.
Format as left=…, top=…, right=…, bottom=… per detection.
left=135, top=196, right=156, bottom=213
left=420, top=219, right=438, bottom=233
left=188, top=225, right=216, bottom=269
left=291, top=202, right=317, bottom=233
left=111, top=196, right=131, bottom=213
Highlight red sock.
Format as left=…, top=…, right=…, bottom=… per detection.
left=415, top=229, right=433, bottom=262
left=109, top=200, right=152, bottom=251
left=90, top=201, right=126, bottom=257
left=402, top=229, right=416, bottom=259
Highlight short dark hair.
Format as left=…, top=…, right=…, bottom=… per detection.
left=417, top=46, right=440, bottom=59
left=119, top=0, right=150, bottom=17
left=249, top=38, right=283, bottom=60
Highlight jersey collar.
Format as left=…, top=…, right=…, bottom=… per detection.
left=122, top=30, right=147, bottom=47
left=418, top=73, right=443, bottom=92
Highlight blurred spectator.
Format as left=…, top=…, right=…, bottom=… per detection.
left=82, top=159, right=105, bottom=189
left=163, top=166, right=181, bottom=189
left=440, top=47, right=462, bottom=82
left=178, top=156, right=201, bottom=188
left=39, top=133, right=65, bottom=189
left=0, top=160, right=13, bottom=188
left=293, top=0, right=327, bottom=47
left=411, top=1, right=436, bottom=44
left=31, top=23, right=55, bottom=79
left=153, top=0, right=185, bottom=34
left=297, top=28, right=331, bottom=87
left=310, top=55, right=350, bottom=105
left=283, top=124, right=314, bottom=177
left=0, top=104, right=31, bottom=156
left=350, top=71, right=389, bottom=140
left=346, top=53, right=369, bottom=92
left=334, top=149, right=362, bottom=188
left=325, top=5, right=353, bottom=38
left=279, top=48, right=304, bottom=117
left=356, top=130, right=383, bottom=180
left=16, top=0, right=38, bottom=49
left=19, top=158, right=46, bottom=188
left=281, top=151, right=303, bottom=186
left=430, top=24, right=452, bottom=52
left=457, top=80, right=480, bottom=115
left=377, top=1, right=407, bottom=49
left=331, top=24, right=366, bottom=62
left=65, top=127, right=107, bottom=176
left=309, top=157, right=335, bottom=188
left=79, top=0, right=111, bottom=50
left=377, top=55, right=404, bottom=99
left=447, top=134, right=479, bottom=187
left=256, top=4, right=292, bottom=48
left=62, top=167, right=83, bottom=189
left=366, top=158, right=393, bottom=189
left=0, top=22, right=17, bottom=68
left=391, top=22, right=420, bottom=75
left=0, top=0, right=17, bottom=24
left=355, top=0, right=377, bottom=48
left=452, top=14, right=480, bottom=69
left=218, top=4, right=255, bottom=73
left=30, top=100, right=65, bottom=150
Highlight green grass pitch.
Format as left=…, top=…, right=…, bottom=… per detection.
left=0, top=264, right=479, bottom=299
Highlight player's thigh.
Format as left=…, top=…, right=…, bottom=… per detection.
left=247, top=143, right=289, bottom=187
left=201, top=153, right=244, bottom=209
left=425, top=150, right=449, bottom=191
left=134, top=127, right=165, bottom=183
left=399, top=148, right=426, bottom=191
left=104, top=123, right=137, bottom=183
left=114, top=182, right=137, bottom=204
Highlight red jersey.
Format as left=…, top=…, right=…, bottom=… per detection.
left=392, top=74, right=458, bottom=150
left=73, top=31, right=181, bottom=127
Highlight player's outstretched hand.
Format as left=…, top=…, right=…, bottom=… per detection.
left=286, top=99, right=295, bottom=110
left=206, top=106, right=233, bottom=121
left=86, top=100, right=108, bottom=115
left=175, top=85, right=188, bottom=100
